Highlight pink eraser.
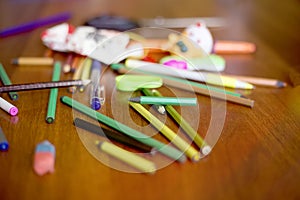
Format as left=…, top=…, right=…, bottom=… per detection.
left=33, top=152, right=55, bottom=176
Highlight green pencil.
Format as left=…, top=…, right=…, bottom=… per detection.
left=0, top=63, right=19, bottom=100
left=152, top=89, right=211, bottom=155
left=46, top=61, right=61, bottom=123
left=129, top=96, right=197, bottom=106
left=60, top=96, right=187, bottom=163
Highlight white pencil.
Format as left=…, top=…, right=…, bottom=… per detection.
left=125, top=59, right=254, bottom=89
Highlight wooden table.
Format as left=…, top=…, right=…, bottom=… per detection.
left=1, top=1, right=299, bottom=199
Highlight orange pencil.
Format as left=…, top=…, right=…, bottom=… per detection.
left=69, top=57, right=85, bottom=93
left=213, top=40, right=256, bottom=54
left=70, top=56, right=81, bottom=73
left=43, top=49, right=54, bottom=57
left=63, top=54, right=74, bottom=73
left=223, top=74, right=287, bottom=88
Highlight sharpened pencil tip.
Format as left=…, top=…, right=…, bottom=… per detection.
left=11, top=58, right=18, bottom=65
left=157, top=106, right=166, bottom=114
left=128, top=97, right=140, bottom=103
left=95, top=140, right=101, bottom=146
left=82, top=79, right=91, bottom=86
left=276, top=81, right=287, bottom=88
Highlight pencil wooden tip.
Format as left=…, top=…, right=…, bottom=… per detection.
left=276, top=81, right=287, bottom=88
left=95, top=140, right=101, bottom=146
left=82, top=79, right=91, bottom=86
left=191, top=152, right=201, bottom=162
left=128, top=97, right=140, bottom=103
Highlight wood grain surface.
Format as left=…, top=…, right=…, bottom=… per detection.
left=0, top=1, right=299, bottom=200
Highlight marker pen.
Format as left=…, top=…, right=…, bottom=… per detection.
left=0, top=97, right=18, bottom=116
left=0, top=127, right=9, bottom=151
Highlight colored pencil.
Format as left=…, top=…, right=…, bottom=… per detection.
left=111, top=64, right=255, bottom=108
left=129, top=102, right=201, bottom=162
left=151, top=89, right=211, bottom=155
left=74, top=118, right=154, bottom=153
left=138, top=17, right=226, bottom=28
left=63, top=54, right=74, bottom=73
left=79, top=58, right=92, bottom=92
left=0, top=63, right=18, bottom=100
left=213, top=40, right=256, bottom=54
left=69, top=57, right=85, bottom=93
left=96, top=141, right=156, bottom=174
left=46, top=61, right=61, bottom=123
left=0, top=79, right=90, bottom=93
left=129, top=96, right=197, bottom=106
left=222, top=74, right=287, bottom=88
left=0, top=12, right=71, bottom=37
left=141, top=88, right=166, bottom=114
left=125, top=59, right=254, bottom=89
left=11, top=57, right=54, bottom=66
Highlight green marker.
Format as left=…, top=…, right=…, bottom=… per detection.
left=46, top=61, right=61, bottom=123
left=60, top=96, right=187, bottom=163
left=129, top=96, right=197, bottom=106
left=0, top=63, right=19, bottom=100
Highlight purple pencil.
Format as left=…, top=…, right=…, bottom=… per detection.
left=0, top=12, right=71, bottom=37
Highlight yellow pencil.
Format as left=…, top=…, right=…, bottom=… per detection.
left=63, top=53, right=74, bottom=73
left=151, top=89, right=211, bottom=155
left=12, top=57, right=54, bottom=66
left=79, top=58, right=92, bottom=92
left=129, top=102, right=201, bottom=162
left=69, top=57, right=85, bottom=93
left=96, top=141, right=156, bottom=174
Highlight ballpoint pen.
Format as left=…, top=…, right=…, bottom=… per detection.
left=0, top=127, right=9, bottom=151
left=90, top=60, right=105, bottom=110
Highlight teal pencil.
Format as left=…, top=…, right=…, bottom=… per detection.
left=60, top=96, right=187, bottom=163
left=46, top=61, right=61, bottom=123
left=129, top=96, right=197, bottom=106
left=141, top=88, right=166, bottom=114
left=0, top=63, right=18, bottom=100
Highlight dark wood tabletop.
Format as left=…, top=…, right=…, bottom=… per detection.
left=0, top=0, right=300, bottom=200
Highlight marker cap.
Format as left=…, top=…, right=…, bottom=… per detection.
left=9, top=107, right=18, bottom=116
left=0, top=141, right=9, bottom=151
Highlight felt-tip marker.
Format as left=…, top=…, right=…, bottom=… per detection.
left=0, top=97, right=18, bottom=116
left=0, top=127, right=9, bottom=151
